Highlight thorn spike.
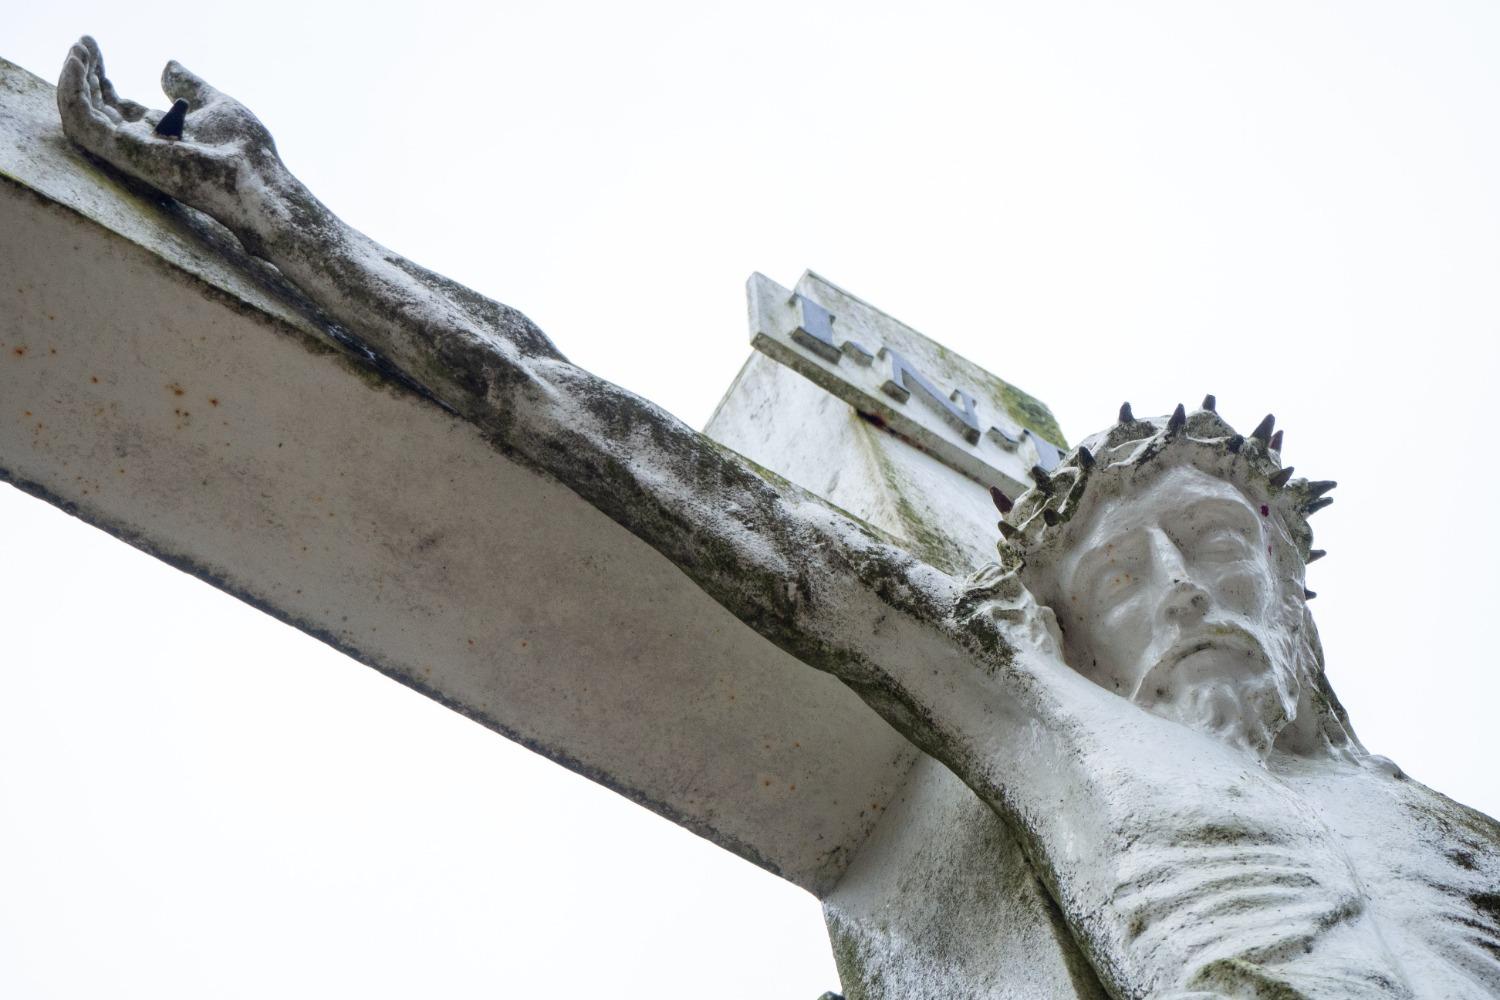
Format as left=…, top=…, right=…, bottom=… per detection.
left=1269, top=430, right=1284, bottom=452
left=155, top=98, right=189, bottom=139
left=1226, top=435, right=1245, bottom=454
left=1030, top=466, right=1052, bottom=491
left=1306, top=480, right=1337, bottom=498
left=1042, top=508, right=1061, bottom=527
left=1269, top=466, right=1295, bottom=488
left=1167, top=403, right=1186, bottom=433
left=1202, top=394, right=1217, bottom=412
left=1076, top=445, right=1096, bottom=469
left=1251, top=414, right=1276, bottom=444
left=989, top=486, right=1013, bottom=514
left=1307, top=549, right=1327, bottom=563
left=1303, top=497, right=1334, bottom=515
left=1118, top=402, right=1134, bottom=423
left=1304, top=589, right=1318, bottom=600
left=998, top=521, right=1020, bottom=541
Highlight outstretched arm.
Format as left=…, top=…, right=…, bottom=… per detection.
left=56, top=42, right=1131, bottom=847
left=54, top=37, right=992, bottom=715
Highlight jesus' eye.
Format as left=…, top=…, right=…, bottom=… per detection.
left=1078, top=535, right=1149, bottom=611
left=1088, top=561, right=1142, bottom=608
left=1192, top=528, right=1252, bottom=563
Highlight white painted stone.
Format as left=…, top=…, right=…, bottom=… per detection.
left=707, top=344, right=1101, bottom=999
left=20, top=37, right=1500, bottom=999
left=0, top=54, right=914, bottom=896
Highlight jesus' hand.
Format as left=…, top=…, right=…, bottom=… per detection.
left=58, top=37, right=289, bottom=241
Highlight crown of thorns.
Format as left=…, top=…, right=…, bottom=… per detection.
left=989, top=396, right=1335, bottom=594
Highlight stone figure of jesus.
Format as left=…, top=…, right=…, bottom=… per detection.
left=54, top=38, right=1500, bottom=998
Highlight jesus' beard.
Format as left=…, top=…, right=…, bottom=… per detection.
left=1134, top=637, right=1299, bottom=755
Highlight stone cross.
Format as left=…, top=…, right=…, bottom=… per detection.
left=0, top=54, right=1091, bottom=996
left=9, top=41, right=1500, bottom=998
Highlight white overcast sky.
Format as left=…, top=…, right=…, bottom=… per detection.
left=5, top=4, right=1500, bottom=998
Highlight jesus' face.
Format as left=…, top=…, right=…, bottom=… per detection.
left=1037, top=464, right=1305, bottom=753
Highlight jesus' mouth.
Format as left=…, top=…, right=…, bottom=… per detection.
left=1134, top=625, right=1271, bottom=704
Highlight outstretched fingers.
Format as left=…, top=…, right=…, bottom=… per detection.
left=58, top=37, right=201, bottom=187
left=100, top=75, right=153, bottom=123
left=161, top=60, right=221, bottom=109
left=75, top=36, right=154, bottom=124
left=58, top=41, right=116, bottom=152
left=57, top=38, right=276, bottom=222
left=79, top=35, right=105, bottom=67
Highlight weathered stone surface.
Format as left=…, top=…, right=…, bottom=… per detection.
left=0, top=54, right=915, bottom=896
left=823, top=757, right=1107, bottom=1000
left=748, top=271, right=1064, bottom=494
left=708, top=347, right=1103, bottom=998
left=24, top=37, right=1500, bottom=998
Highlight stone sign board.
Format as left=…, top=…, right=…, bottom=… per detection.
left=748, top=271, right=1066, bottom=495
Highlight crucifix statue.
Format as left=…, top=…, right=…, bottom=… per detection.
left=48, top=37, right=1500, bottom=998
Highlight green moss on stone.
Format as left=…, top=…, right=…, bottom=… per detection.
left=858, top=425, right=971, bottom=574
left=891, top=490, right=967, bottom=575
left=998, top=379, right=1067, bottom=449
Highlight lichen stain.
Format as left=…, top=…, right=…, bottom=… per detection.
left=1473, top=891, right=1500, bottom=922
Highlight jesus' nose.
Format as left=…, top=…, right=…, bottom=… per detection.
left=1147, top=528, right=1210, bottom=621
left=1161, top=578, right=1211, bottom=622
